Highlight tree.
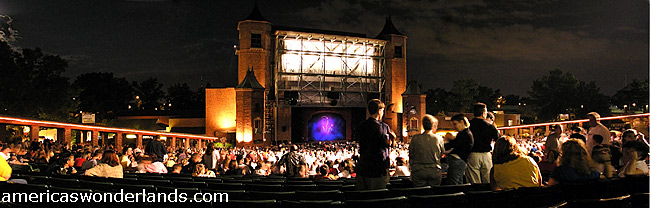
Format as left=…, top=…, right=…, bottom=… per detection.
left=0, top=41, right=76, bottom=122
left=528, top=69, right=610, bottom=122
left=132, top=77, right=165, bottom=111
left=74, top=72, right=134, bottom=120
left=425, top=88, right=452, bottom=115
left=611, top=79, right=649, bottom=112
left=166, top=83, right=204, bottom=111
left=446, top=79, right=480, bottom=112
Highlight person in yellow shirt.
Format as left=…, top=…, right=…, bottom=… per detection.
left=0, top=155, right=13, bottom=181
left=490, top=136, right=542, bottom=190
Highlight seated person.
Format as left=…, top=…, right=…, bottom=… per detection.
left=47, top=152, right=77, bottom=175
left=192, top=163, right=216, bottom=177
left=618, top=140, right=650, bottom=177
left=392, top=157, right=411, bottom=177
left=169, top=164, right=183, bottom=175
left=84, top=150, right=123, bottom=178
left=490, top=136, right=542, bottom=190
left=548, top=139, right=600, bottom=185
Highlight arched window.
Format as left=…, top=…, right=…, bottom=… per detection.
left=410, top=117, right=419, bottom=130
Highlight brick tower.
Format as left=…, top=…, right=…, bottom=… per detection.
left=376, top=16, right=408, bottom=137
left=402, top=81, right=426, bottom=143
left=235, top=68, right=265, bottom=145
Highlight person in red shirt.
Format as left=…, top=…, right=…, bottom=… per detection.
left=74, top=151, right=90, bottom=169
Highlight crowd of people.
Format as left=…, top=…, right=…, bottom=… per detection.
left=0, top=101, right=647, bottom=192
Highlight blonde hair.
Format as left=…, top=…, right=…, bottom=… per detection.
left=493, top=136, right=527, bottom=164
left=558, top=139, right=597, bottom=176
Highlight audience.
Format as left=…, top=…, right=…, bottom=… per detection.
left=618, top=140, right=650, bottom=177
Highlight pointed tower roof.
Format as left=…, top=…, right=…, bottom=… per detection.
left=375, top=16, right=405, bottom=38
left=236, top=68, right=264, bottom=89
left=402, top=81, right=421, bottom=95
left=242, top=1, right=268, bottom=22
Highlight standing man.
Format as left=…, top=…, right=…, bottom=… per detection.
left=409, top=115, right=445, bottom=187
left=468, top=102, right=500, bottom=184
left=586, top=112, right=610, bottom=154
left=356, top=99, right=392, bottom=190
left=544, top=124, right=563, bottom=163
left=445, top=114, right=474, bottom=185
left=145, top=137, right=167, bottom=163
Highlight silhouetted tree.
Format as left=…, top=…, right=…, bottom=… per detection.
left=611, top=79, right=649, bottom=112
left=74, top=72, right=133, bottom=120
left=528, top=69, right=610, bottom=122
left=132, top=77, right=165, bottom=111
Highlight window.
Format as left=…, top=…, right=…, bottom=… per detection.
left=410, top=118, right=418, bottom=130
left=254, top=119, right=262, bottom=134
left=251, top=33, right=262, bottom=48
left=394, top=45, right=403, bottom=58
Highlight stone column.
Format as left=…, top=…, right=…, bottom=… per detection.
left=91, top=130, right=99, bottom=147
left=115, top=133, right=123, bottom=153
left=30, top=125, right=40, bottom=142
left=136, top=134, right=143, bottom=149
left=170, top=137, right=176, bottom=149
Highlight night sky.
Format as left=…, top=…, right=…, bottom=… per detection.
left=1, top=0, right=647, bottom=96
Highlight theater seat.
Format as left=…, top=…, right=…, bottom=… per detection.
left=344, top=196, right=407, bottom=208
left=220, top=199, right=278, bottom=208
left=408, top=192, right=465, bottom=208
left=295, top=190, right=343, bottom=201
left=389, top=186, right=433, bottom=197
left=282, top=200, right=343, bottom=208
left=248, top=191, right=296, bottom=200
left=562, top=195, right=631, bottom=208
left=344, top=189, right=389, bottom=200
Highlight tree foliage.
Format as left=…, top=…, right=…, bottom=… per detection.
left=132, top=77, right=165, bottom=111
left=528, top=69, right=610, bottom=122
left=74, top=72, right=133, bottom=120
left=0, top=41, right=76, bottom=122
left=166, top=83, right=204, bottom=111
left=611, top=79, right=649, bottom=112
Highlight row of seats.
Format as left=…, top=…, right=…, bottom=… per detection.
left=2, top=183, right=647, bottom=208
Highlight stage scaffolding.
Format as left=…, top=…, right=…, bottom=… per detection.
left=273, top=31, right=387, bottom=108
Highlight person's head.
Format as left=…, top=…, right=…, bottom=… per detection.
left=571, top=126, right=583, bottom=134
left=558, top=139, right=597, bottom=176
left=552, top=124, right=563, bottom=134
left=486, top=112, right=495, bottom=125
left=473, top=102, right=488, bottom=118
left=172, top=164, right=182, bottom=173
left=395, top=157, right=406, bottom=166
left=421, top=114, right=438, bottom=131
left=451, top=114, right=470, bottom=131
left=123, top=147, right=133, bottom=156
left=194, top=163, right=206, bottom=176
left=191, top=153, right=201, bottom=162
left=101, top=150, right=120, bottom=167
left=592, top=135, right=604, bottom=145
left=58, top=152, right=74, bottom=167
left=93, top=150, right=104, bottom=159
left=82, top=151, right=91, bottom=159
left=367, top=99, right=386, bottom=118
left=318, top=165, right=329, bottom=175
left=492, top=136, right=526, bottom=164
left=622, top=129, right=638, bottom=143
left=290, top=145, right=298, bottom=152
left=587, top=112, right=600, bottom=127
left=0, top=144, right=11, bottom=154
left=622, top=140, right=649, bottom=162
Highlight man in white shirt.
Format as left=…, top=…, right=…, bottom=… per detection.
left=586, top=112, right=610, bottom=154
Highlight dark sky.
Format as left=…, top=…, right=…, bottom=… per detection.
left=1, top=0, right=648, bottom=96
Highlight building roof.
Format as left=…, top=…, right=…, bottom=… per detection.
left=236, top=68, right=264, bottom=89
left=375, top=16, right=405, bottom=38
left=402, top=81, right=421, bottom=95
left=273, top=25, right=367, bottom=38
left=111, top=119, right=167, bottom=131
left=242, top=1, right=268, bottom=22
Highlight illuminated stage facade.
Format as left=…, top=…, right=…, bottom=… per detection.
left=206, top=3, right=425, bottom=145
